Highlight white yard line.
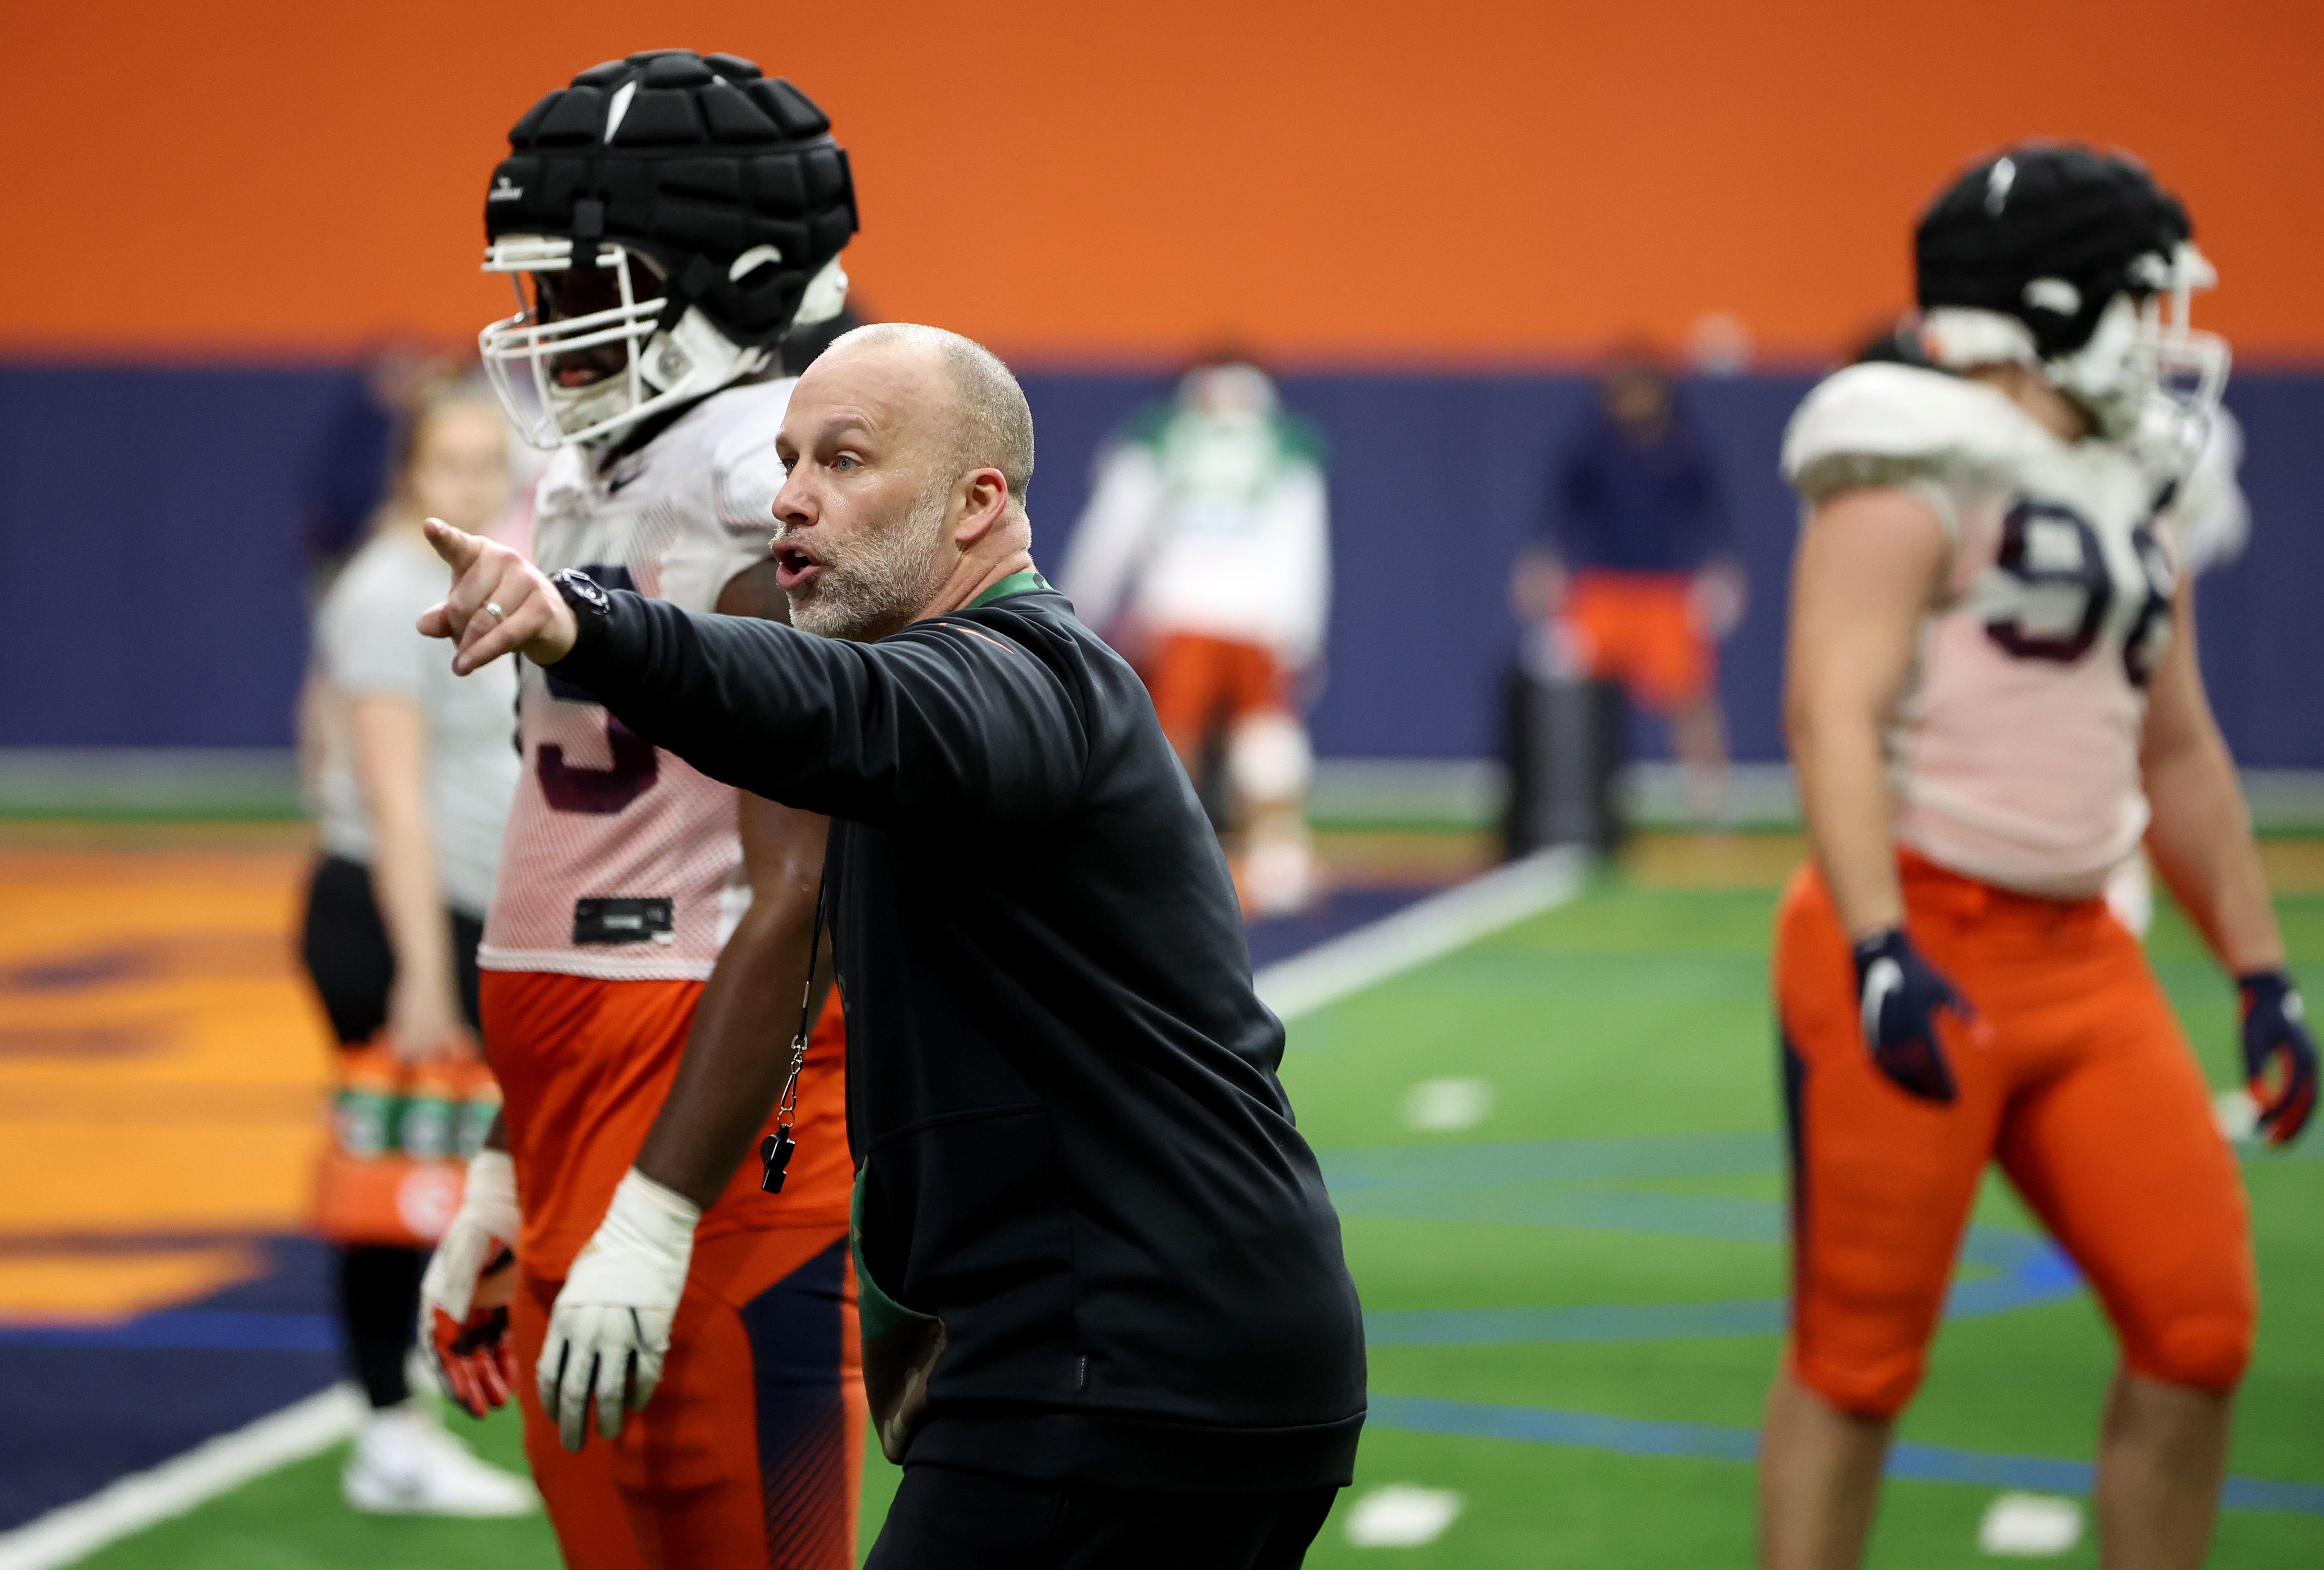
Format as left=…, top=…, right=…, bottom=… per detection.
left=0, top=849, right=1588, bottom=1568
left=1255, top=846, right=1587, bottom=1023
left=0, top=1385, right=363, bottom=1570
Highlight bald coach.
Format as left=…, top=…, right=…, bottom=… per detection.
left=422, top=324, right=1366, bottom=1570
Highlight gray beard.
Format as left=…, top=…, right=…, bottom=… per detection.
left=785, top=479, right=950, bottom=642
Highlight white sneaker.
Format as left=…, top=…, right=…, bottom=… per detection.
left=342, top=1402, right=537, bottom=1517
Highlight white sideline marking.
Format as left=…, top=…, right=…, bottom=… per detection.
left=1405, top=1078, right=1494, bottom=1131
left=1978, top=1491, right=2084, bottom=1556
left=1256, top=847, right=1587, bottom=1024
left=1345, top=1483, right=1465, bottom=1546
left=0, top=1384, right=363, bottom=1570
left=0, top=852, right=1586, bottom=1565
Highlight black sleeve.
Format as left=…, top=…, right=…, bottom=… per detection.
left=551, top=591, right=1090, bottom=828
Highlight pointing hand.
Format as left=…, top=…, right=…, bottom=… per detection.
left=417, top=518, right=578, bottom=674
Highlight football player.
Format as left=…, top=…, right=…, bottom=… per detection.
left=415, top=50, right=865, bottom=1570
left=1059, top=357, right=1332, bottom=915
left=1764, top=143, right=2315, bottom=1570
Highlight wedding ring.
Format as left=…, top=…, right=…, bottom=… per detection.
left=483, top=601, right=507, bottom=623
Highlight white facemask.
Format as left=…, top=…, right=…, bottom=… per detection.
left=1921, top=242, right=2228, bottom=466
left=477, top=236, right=848, bottom=449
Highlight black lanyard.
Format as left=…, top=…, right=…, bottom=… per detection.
left=759, top=875, right=826, bottom=1193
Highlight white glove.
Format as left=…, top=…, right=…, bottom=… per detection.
left=541, top=1167, right=698, bottom=1451
left=420, top=1149, right=522, bottom=1416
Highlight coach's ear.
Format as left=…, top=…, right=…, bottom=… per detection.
left=951, top=467, right=1011, bottom=548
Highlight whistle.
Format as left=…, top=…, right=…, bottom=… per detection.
left=760, top=1129, right=797, bottom=1193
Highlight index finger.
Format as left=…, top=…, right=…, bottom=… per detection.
left=423, top=516, right=487, bottom=572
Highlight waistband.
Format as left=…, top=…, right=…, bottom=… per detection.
left=1896, top=849, right=2109, bottom=925
left=1568, top=567, right=1691, bottom=592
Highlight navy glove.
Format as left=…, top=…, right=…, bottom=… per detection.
left=1852, top=928, right=1974, bottom=1104
left=2238, top=971, right=2317, bottom=1147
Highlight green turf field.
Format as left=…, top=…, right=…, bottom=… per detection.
left=77, top=869, right=2324, bottom=1567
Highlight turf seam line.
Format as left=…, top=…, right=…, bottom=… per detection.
left=1255, top=846, right=1587, bottom=1023
left=0, top=1384, right=363, bottom=1570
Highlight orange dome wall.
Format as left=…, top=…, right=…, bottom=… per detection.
left=5, top=0, right=2318, bottom=363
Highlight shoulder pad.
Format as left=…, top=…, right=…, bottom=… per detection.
left=1782, top=363, right=2047, bottom=502
left=705, top=379, right=797, bottom=531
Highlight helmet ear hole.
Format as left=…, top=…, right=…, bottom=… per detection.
left=2023, top=278, right=2081, bottom=317
left=728, top=244, right=783, bottom=283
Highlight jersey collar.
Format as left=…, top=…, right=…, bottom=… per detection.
left=967, top=569, right=1054, bottom=609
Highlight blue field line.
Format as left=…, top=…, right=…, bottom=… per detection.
left=1367, top=1395, right=2324, bottom=1517
left=1320, top=1132, right=1784, bottom=1192
left=1368, top=1298, right=1787, bottom=1344
left=1363, top=1237, right=2082, bottom=1346
left=0, top=1311, right=338, bottom=1352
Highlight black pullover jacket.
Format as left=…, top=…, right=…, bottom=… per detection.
left=550, top=574, right=1366, bottom=1493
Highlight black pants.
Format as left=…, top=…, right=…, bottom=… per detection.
left=864, top=1465, right=1338, bottom=1570
left=299, top=854, right=485, bottom=1410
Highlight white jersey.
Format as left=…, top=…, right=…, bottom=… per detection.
left=1060, top=405, right=1332, bottom=666
left=1783, top=363, right=2181, bottom=899
left=479, top=380, right=794, bottom=981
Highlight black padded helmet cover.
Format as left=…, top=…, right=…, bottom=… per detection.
left=1915, top=143, right=2190, bottom=359
left=484, top=50, right=858, bottom=349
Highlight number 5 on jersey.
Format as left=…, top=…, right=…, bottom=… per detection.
left=537, top=564, right=658, bottom=814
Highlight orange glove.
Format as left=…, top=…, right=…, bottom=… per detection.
left=420, top=1148, right=522, bottom=1417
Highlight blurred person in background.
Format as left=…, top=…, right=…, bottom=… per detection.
left=299, top=339, right=462, bottom=585
left=1839, top=311, right=2256, bottom=944
left=1765, top=143, right=2313, bottom=1570
left=299, top=339, right=545, bottom=596
left=1061, top=356, right=1332, bottom=915
left=1512, top=349, right=1744, bottom=823
left=301, top=382, right=530, bottom=1515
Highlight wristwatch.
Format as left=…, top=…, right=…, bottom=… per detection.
left=549, top=568, right=611, bottom=645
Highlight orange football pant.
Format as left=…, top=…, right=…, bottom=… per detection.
left=512, top=1226, right=865, bottom=1570
left=1558, top=569, right=1714, bottom=714
left=1773, top=852, right=2255, bottom=1420
left=1145, top=632, right=1292, bottom=764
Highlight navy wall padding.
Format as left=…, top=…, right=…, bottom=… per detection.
left=0, top=362, right=355, bottom=747
left=3, top=361, right=2319, bottom=762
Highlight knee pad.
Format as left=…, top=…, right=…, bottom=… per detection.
left=1227, top=713, right=1311, bottom=804
left=2127, top=1308, right=2254, bottom=1392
